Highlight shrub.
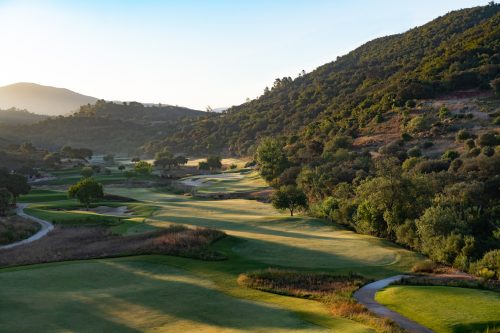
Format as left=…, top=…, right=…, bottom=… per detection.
left=477, top=132, right=498, bottom=147
left=402, top=157, right=423, bottom=172
left=467, top=147, right=481, bottom=157
left=441, top=150, right=460, bottom=161
left=438, top=106, right=451, bottom=120
left=406, top=115, right=429, bottom=134
left=407, top=147, right=422, bottom=158
left=493, top=116, right=500, bottom=125
left=470, top=250, right=500, bottom=280
left=421, top=140, right=434, bottom=149
left=401, top=132, right=413, bottom=141
left=229, top=163, right=237, bottom=169
left=449, top=158, right=463, bottom=172
left=405, top=100, right=416, bottom=108
left=455, top=129, right=471, bottom=141
left=411, top=260, right=436, bottom=273
left=198, top=161, right=210, bottom=170
left=244, top=160, right=257, bottom=168
left=414, top=159, right=450, bottom=173
left=482, top=146, right=495, bottom=157
left=464, top=138, right=476, bottom=150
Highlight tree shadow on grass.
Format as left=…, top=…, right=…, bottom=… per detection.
left=0, top=259, right=325, bottom=332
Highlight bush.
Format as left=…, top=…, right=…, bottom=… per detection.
left=455, top=129, right=471, bottom=141
left=229, top=164, right=237, bottom=169
left=438, top=106, right=450, bottom=120
left=493, top=116, right=500, bottom=125
left=244, top=160, right=257, bottom=168
left=401, top=132, right=413, bottom=141
left=421, top=140, right=434, bottom=149
left=402, top=157, right=423, bottom=172
left=407, top=147, right=422, bottom=158
left=477, top=132, right=498, bottom=147
left=464, top=138, right=476, bottom=150
left=482, top=146, right=495, bottom=157
left=441, top=150, right=460, bottom=161
left=406, top=115, right=429, bottom=134
left=470, top=250, right=500, bottom=280
left=411, top=260, right=436, bottom=273
left=467, top=147, right=481, bottom=157
left=414, top=159, right=450, bottom=173
left=449, top=158, right=463, bottom=172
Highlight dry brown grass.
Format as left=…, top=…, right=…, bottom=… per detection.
left=238, top=269, right=406, bottom=333
left=0, top=215, right=40, bottom=245
left=0, top=225, right=225, bottom=267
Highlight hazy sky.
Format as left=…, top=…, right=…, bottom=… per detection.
left=0, top=0, right=487, bottom=110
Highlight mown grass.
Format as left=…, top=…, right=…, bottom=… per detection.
left=182, top=170, right=268, bottom=194
left=0, top=257, right=342, bottom=333
left=375, top=285, right=500, bottom=333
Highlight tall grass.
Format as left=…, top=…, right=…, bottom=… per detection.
left=238, top=268, right=405, bottom=333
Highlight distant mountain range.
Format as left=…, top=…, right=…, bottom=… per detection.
left=0, top=82, right=98, bottom=116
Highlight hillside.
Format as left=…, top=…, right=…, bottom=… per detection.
left=0, top=101, right=204, bottom=153
left=148, top=4, right=500, bottom=156
left=0, top=82, right=98, bottom=116
left=144, top=4, right=500, bottom=277
left=0, top=108, right=50, bottom=126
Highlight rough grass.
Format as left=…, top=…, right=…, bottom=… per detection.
left=0, top=215, right=40, bottom=245
left=0, top=225, right=225, bottom=267
left=375, top=285, right=500, bottom=333
left=238, top=269, right=405, bottom=333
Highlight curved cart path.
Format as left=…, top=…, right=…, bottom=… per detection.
left=354, top=275, right=434, bottom=333
left=0, top=203, right=54, bottom=250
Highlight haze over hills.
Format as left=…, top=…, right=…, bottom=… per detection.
left=0, top=82, right=98, bottom=116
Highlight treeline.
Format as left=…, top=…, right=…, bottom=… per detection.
left=256, top=127, right=499, bottom=279
left=148, top=4, right=500, bottom=156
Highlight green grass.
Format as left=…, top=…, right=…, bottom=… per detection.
left=0, top=256, right=373, bottom=333
left=2, top=169, right=428, bottom=332
left=105, top=187, right=421, bottom=275
left=182, top=170, right=268, bottom=194
left=375, top=285, right=500, bottom=333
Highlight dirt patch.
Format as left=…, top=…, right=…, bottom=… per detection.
left=0, top=216, right=40, bottom=245
left=0, top=225, right=226, bottom=267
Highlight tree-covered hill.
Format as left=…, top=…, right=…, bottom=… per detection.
left=148, top=3, right=499, bottom=155
left=0, top=101, right=204, bottom=153
left=0, top=108, right=50, bottom=126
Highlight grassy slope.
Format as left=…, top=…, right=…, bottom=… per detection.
left=375, top=286, right=500, bottom=333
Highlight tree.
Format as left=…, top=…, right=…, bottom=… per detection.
left=4, top=174, right=30, bottom=204
left=154, top=150, right=174, bottom=170
left=271, top=185, right=308, bottom=216
left=81, top=167, right=94, bottom=178
left=206, top=155, right=222, bottom=171
left=134, top=161, right=152, bottom=175
left=68, top=178, right=104, bottom=208
left=118, top=165, right=126, bottom=171
left=174, top=155, right=188, bottom=167
left=0, top=188, right=12, bottom=216
left=256, top=138, right=289, bottom=182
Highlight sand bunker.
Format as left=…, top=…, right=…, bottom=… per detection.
left=84, top=206, right=132, bottom=216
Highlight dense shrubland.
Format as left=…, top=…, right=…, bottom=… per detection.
left=150, top=4, right=500, bottom=156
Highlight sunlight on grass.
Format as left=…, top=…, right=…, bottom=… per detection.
left=375, top=286, right=500, bottom=333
